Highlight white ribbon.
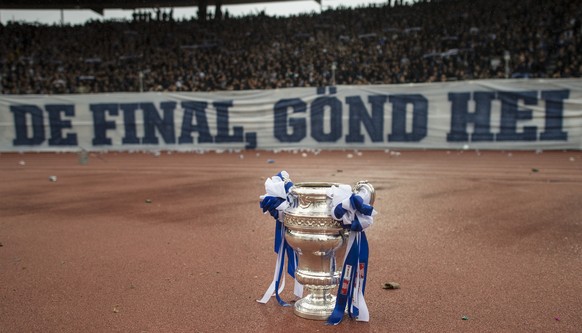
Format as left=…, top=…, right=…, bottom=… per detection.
left=327, top=184, right=377, bottom=230
left=257, top=229, right=286, bottom=304
left=259, top=172, right=290, bottom=215
left=257, top=171, right=303, bottom=304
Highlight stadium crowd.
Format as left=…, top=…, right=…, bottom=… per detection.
left=0, top=0, right=580, bottom=94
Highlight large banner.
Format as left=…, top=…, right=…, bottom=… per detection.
left=1, top=79, right=581, bottom=151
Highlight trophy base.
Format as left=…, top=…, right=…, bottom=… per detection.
left=293, top=289, right=337, bottom=321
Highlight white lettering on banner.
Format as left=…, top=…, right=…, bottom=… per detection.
left=0, top=79, right=581, bottom=151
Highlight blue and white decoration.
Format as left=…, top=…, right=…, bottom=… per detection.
left=326, top=184, right=377, bottom=325
left=257, top=171, right=303, bottom=305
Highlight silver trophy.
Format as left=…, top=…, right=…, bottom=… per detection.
left=284, top=181, right=375, bottom=320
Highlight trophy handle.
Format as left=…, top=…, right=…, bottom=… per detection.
left=354, top=181, right=375, bottom=205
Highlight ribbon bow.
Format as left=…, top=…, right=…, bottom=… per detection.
left=326, top=184, right=377, bottom=325
left=257, top=171, right=303, bottom=306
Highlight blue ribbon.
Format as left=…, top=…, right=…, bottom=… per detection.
left=273, top=223, right=290, bottom=306
left=349, top=232, right=369, bottom=320
left=359, top=232, right=369, bottom=296
left=333, top=194, right=373, bottom=226
left=260, top=196, right=285, bottom=251
left=327, top=193, right=373, bottom=325
left=259, top=172, right=297, bottom=306
left=327, top=235, right=359, bottom=325
left=350, top=195, right=374, bottom=217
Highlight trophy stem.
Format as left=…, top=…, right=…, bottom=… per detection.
left=294, top=285, right=337, bottom=320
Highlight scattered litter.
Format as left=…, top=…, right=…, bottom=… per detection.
left=145, top=199, right=152, bottom=204
left=256, top=152, right=261, bottom=157
left=19, top=160, right=26, bottom=166
left=390, top=151, right=401, bottom=157
left=153, top=151, right=161, bottom=157
left=507, top=153, right=513, bottom=157
left=267, top=159, right=275, bottom=164
left=0, top=242, right=3, bottom=247
left=113, top=305, right=120, bottom=313
left=535, top=149, right=543, bottom=154
left=48, top=176, right=57, bottom=182
left=239, top=154, right=244, bottom=159
left=554, top=316, right=560, bottom=321
left=78, top=150, right=89, bottom=165
left=302, top=152, right=308, bottom=158
left=462, top=144, right=469, bottom=150
left=357, top=151, right=363, bottom=156
left=337, top=169, right=343, bottom=173
left=570, top=157, right=576, bottom=162
left=531, top=168, right=539, bottom=173
left=347, top=154, right=354, bottom=159
left=383, top=282, right=400, bottom=290
left=462, top=316, right=469, bottom=321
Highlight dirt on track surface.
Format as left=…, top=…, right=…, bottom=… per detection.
left=1, top=150, right=581, bottom=333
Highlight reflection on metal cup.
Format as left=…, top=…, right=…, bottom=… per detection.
left=283, top=181, right=374, bottom=320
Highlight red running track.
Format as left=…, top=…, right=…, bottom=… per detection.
left=1, top=150, right=581, bottom=332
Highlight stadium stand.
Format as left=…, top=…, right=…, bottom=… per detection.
left=0, top=0, right=580, bottom=94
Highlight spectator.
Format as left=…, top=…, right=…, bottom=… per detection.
left=0, top=0, right=580, bottom=94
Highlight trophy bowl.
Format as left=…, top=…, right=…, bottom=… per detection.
left=284, top=182, right=345, bottom=320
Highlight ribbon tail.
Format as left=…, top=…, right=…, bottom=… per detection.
left=274, top=220, right=283, bottom=253
left=355, top=288, right=369, bottom=322
left=327, top=231, right=359, bottom=325
left=360, top=232, right=369, bottom=294
left=343, top=232, right=356, bottom=263
left=257, top=233, right=286, bottom=304
left=294, top=279, right=304, bottom=299
left=274, top=227, right=291, bottom=307
left=285, top=241, right=296, bottom=278
left=278, top=271, right=286, bottom=294
left=258, top=224, right=290, bottom=306
left=293, top=251, right=304, bottom=298
left=349, top=234, right=361, bottom=319
left=356, top=232, right=369, bottom=321
left=256, top=279, right=277, bottom=304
